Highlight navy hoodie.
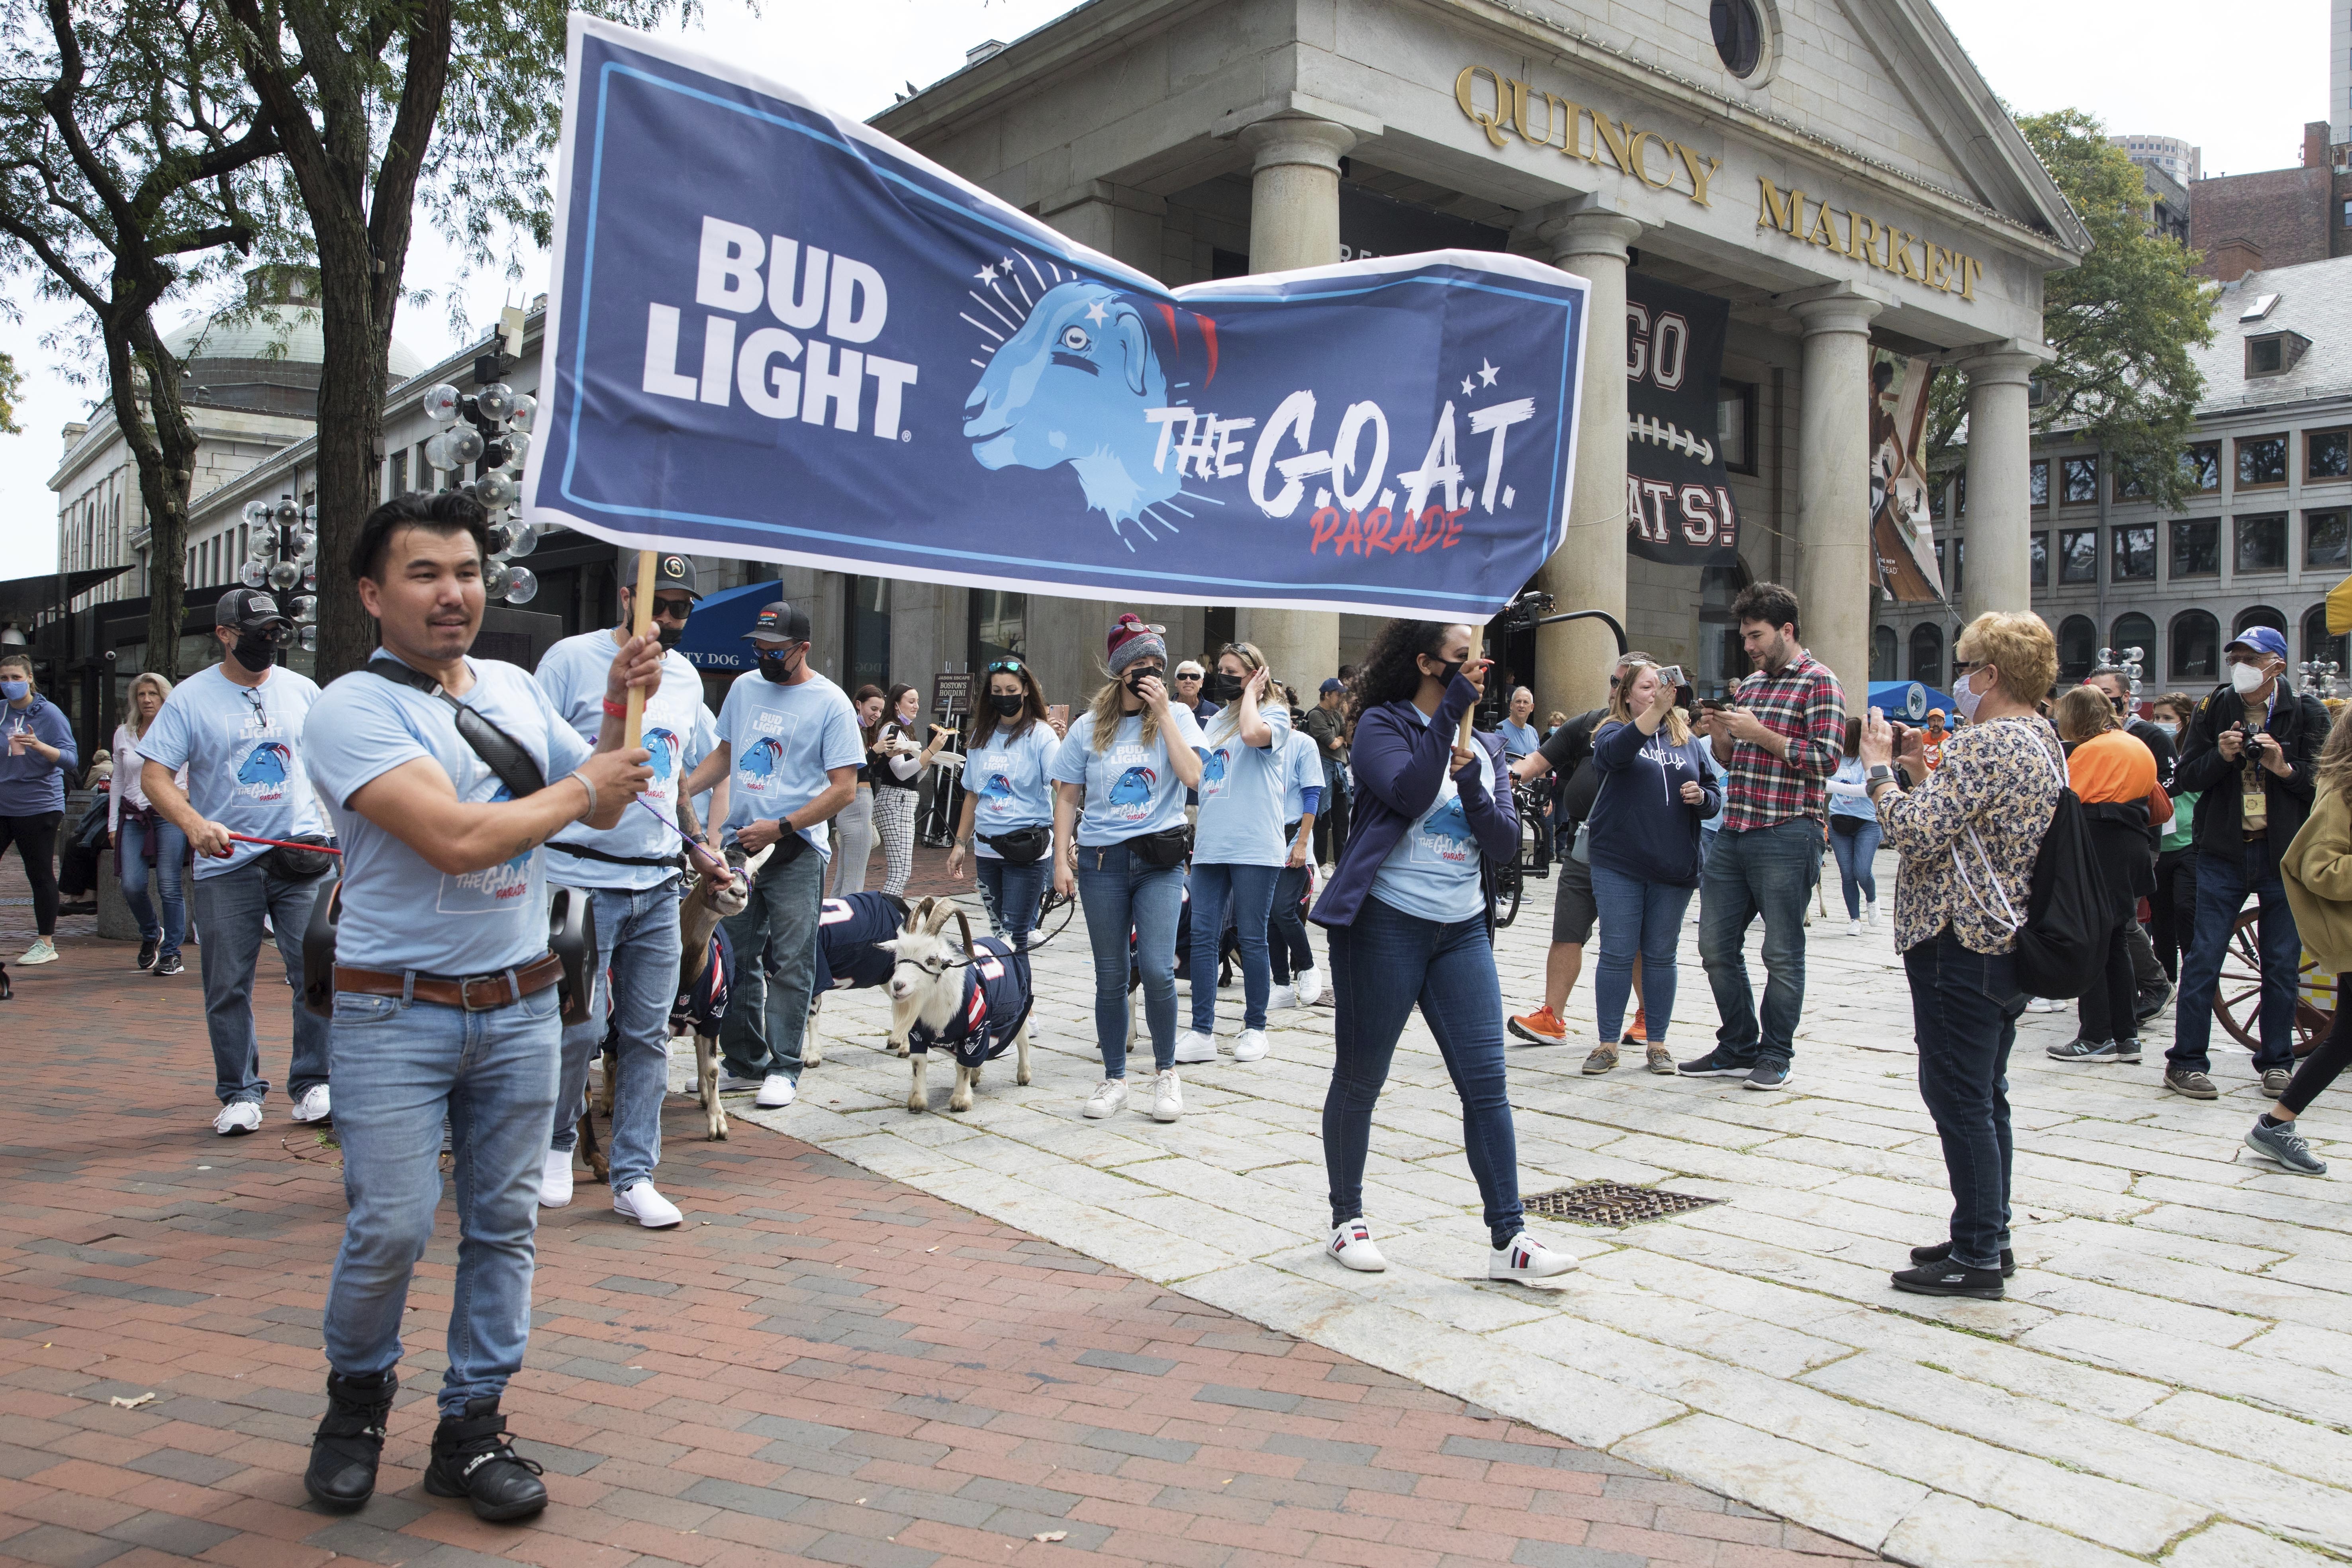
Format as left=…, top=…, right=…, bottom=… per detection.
left=1587, top=719, right=1720, bottom=889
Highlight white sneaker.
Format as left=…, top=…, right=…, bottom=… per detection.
left=1490, top=1231, right=1575, bottom=1282
left=716, top=1073, right=764, bottom=1094
left=1268, top=984, right=1297, bottom=1011
left=290, top=1085, right=331, bottom=1124
left=1866, top=900, right=1880, bottom=928
left=1152, top=1069, right=1183, bottom=1122
left=1328, top=1218, right=1387, bottom=1272
left=613, top=1181, right=683, bottom=1229
left=1083, top=1078, right=1128, bottom=1119
left=1232, top=1028, right=1270, bottom=1063
left=540, top=1147, right=574, bottom=1209
left=1294, top=966, right=1325, bottom=1007
left=1172, top=1029, right=1217, bottom=1064
left=18, top=938, right=57, bottom=966
left=1847, top=918, right=1862, bottom=937
left=212, top=1101, right=261, bottom=1137
left=754, top=1073, right=797, bottom=1109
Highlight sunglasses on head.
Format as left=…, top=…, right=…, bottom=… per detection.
left=986, top=658, right=1024, bottom=675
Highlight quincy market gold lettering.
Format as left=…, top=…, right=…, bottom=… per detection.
left=1755, top=178, right=1980, bottom=302
left=1455, top=66, right=1721, bottom=208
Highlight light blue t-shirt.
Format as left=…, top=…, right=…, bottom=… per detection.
left=716, top=669, right=864, bottom=858
left=1193, top=705, right=1293, bottom=867
left=303, top=655, right=594, bottom=974
left=965, top=720, right=1059, bottom=861
left=1702, top=748, right=1731, bottom=835
left=1497, top=718, right=1540, bottom=757
left=139, top=664, right=326, bottom=880
left=536, top=632, right=717, bottom=889
left=1051, top=705, right=1207, bottom=846
left=1281, top=727, right=1322, bottom=823
left=1372, top=707, right=1492, bottom=925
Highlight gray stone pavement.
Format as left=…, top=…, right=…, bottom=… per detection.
left=723, top=849, right=2349, bottom=1568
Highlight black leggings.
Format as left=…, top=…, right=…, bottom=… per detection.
left=0, top=811, right=63, bottom=936
left=2282, top=1006, right=2352, bottom=1117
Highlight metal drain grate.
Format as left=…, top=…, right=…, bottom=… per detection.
left=1524, top=1182, right=1723, bottom=1227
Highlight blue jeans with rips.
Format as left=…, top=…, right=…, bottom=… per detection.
left=977, top=854, right=1050, bottom=948
left=1073, top=842, right=1184, bottom=1077
left=1324, top=894, right=1523, bottom=1249
left=1189, top=861, right=1279, bottom=1033
left=1697, top=818, right=1821, bottom=1069
left=118, top=816, right=188, bottom=963
left=189, top=860, right=333, bottom=1105
left=1590, top=864, right=1694, bottom=1045
left=322, top=981, right=563, bottom=1415
left=2171, top=838, right=2303, bottom=1075
left=550, top=879, right=682, bottom=1193
left=718, top=844, right=826, bottom=1082
left=1903, top=927, right=2023, bottom=1272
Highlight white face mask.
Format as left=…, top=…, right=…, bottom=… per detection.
left=1952, top=666, right=1989, bottom=722
left=2231, top=661, right=2271, bottom=696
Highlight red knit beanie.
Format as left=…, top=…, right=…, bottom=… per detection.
left=1105, top=614, right=1167, bottom=675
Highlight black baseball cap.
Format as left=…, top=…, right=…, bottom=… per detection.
left=627, top=550, right=702, bottom=599
left=216, top=587, right=291, bottom=632
left=742, top=601, right=812, bottom=645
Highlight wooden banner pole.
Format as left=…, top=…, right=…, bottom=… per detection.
left=624, top=549, right=656, bottom=750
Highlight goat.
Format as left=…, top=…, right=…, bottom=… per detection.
left=885, top=896, right=1033, bottom=1114
left=803, top=891, right=914, bottom=1067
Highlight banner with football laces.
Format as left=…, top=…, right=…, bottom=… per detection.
left=525, top=17, right=1590, bottom=622
left=1622, top=272, right=1738, bottom=569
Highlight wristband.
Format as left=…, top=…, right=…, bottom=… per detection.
left=602, top=697, right=627, bottom=718
left=570, top=770, right=599, bottom=822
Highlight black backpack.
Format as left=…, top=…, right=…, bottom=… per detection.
left=1951, top=744, right=2112, bottom=999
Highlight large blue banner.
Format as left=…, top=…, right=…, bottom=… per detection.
left=527, top=18, right=1590, bottom=621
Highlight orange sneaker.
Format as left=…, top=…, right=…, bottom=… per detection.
left=1623, top=1009, right=1648, bottom=1044
left=1508, top=1004, right=1567, bottom=1045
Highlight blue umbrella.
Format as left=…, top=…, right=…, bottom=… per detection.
left=673, top=578, right=781, bottom=672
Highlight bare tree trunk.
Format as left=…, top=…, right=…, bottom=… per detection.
left=110, top=316, right=198, bottom=681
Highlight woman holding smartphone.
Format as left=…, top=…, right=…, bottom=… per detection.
left=1177, top=642, right=1292, bottom=1067
left=873, top=683, right=950, bottom=897
left=830, top=686, right=885, bottom=896
left=948, top=657, right=1059, bottom=948
left=1052, top=616, right=1206, bottom=1123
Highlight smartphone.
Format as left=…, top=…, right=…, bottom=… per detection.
left=1657, top=665, right=1687, bottom=689
left=1698, top=698, right=1730, bottom=713
left=1047, top=704, right=1069, bottom=726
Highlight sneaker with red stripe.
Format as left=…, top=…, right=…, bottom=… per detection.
left=1489, top=1231, right=1574, bottom=1281
left=1328, top=1218, right=1387, bottom=1272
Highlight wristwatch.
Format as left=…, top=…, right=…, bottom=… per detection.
left=1866, top=764, right=1895, bottom=788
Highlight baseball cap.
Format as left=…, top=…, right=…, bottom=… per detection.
left=742, top=601, right=812, bottom=645
left=216, top=587, right=291, bottom=632
left=2225, top=626, right=2288, bottom=662
left=1320, top=677, right=1345, bottom=694
left=627, top=550, right=702, bottom=599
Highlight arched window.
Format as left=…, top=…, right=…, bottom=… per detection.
left=2170, top=609, right=2219, bottom=682
left=2058, top=615, right=2097, bottom=683
left=1909, top=623, right=1943, bottom=688
left=2109, top=613, right=2157, bottom=676
left=1871, top=624, right=1899, bottom=681
left=2304, top=605, right=2347, bottom=671
left=2234, top=604, right=2287, bottom=636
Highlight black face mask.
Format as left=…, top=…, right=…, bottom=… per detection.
left=1200, top=672, right=1243, bottom=703
left=1426, top=656, right=1465, bottom=687
left=656, top=622, right=685, bottom=650
left=230, top=632, right=279, bottom=673
left=990, top=693, right=1024, bottom=717
left=1124, top=666, right=1163, bottom=697
left=758, top=649, right=798, bottom=683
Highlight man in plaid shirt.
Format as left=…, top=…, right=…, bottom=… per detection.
left=1682, top=583, right=1845, bottom=1090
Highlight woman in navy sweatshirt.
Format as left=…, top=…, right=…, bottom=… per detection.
left=1584, top=660, right=1720, bottom=1076
left=0, top=651, right=79, bottom=968
left=1310, top=620, right=1573, bottom=1284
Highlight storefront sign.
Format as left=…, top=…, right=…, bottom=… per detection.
left=529, top=20, right=1592, bottom=623
left=1756, top=180, right=1981, bottom=302
left=1455, top=67, right=1721, bottom=208
left=1623, top=274, right=1739, bottom=568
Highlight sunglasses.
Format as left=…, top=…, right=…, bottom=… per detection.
left=986, top=658, right=1025, bottom=675
left=1174, top=671, right=1202, bottom=681
left=650, top=597, right=694, bottom=620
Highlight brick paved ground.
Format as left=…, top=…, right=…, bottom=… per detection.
left=0, top=900, right=1873, bottom=1566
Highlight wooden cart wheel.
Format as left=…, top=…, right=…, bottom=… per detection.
left=2211, top=905, right=2330, bottom=1059
left=1493, top=858, right=1523, bottom=930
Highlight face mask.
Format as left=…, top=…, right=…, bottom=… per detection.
left=1200, top=672, right=1242, bottom=702
left=1952, top=667, right=1988, bottom=722
left=1124, top=666, right=1162, bottom=697
left=0, top=681, right=26, bottom=701
left=655, top=623, right=684, bottom=650
left=989, top=693, right=1024, bottom=718
left=2231, top=662, right=2269, bottom=696
left=759, top=649, right=797, bottom=683
left=1432, top=657, right=1466, bottom=686
left=230, top=633, right=278, bottom=673
left=2152, top=720, right=2179, bottom=738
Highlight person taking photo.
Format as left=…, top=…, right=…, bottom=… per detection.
left=948, top=656, right=1059, bottom=948
left=1177, top=642, right=1292, bottom=1068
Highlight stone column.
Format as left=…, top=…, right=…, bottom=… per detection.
left=1954, top=344, right=2049, bottom=626
left=1531, top=202, right=1644, bottom=714
left=1235, top=117, right=1355, bottom=688
left=1784, top=286, right=1885, bottom=700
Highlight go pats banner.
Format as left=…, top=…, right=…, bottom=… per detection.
left=525, top=16, right=1590, bottom=621
left=1622, top=272, right=1737, bottom=569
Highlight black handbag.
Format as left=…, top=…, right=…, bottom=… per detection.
left=265, top=832, right=339, bottom=880
left=1129, top=825, right=1193, bottom=868
left=981, top=826, right=1052, bottom=865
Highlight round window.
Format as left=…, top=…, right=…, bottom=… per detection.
left=1710, top=0, right=1764, bottom=77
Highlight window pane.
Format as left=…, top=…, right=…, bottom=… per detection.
left=2059, top=529, right=2098, bottom=582
left=2113, top=525, right=2154, bottom=580
left=2058, top=617, right=2096, bottom=681
left=2170, top=613, right=2219, bottom=681
left=2062, top=456, right=2098, bottom=503
left=2311, top=429, right=2350, bottom=479
left=2029, top=460, right=2048, bottom=507
left=2170, top=519, right=2219, bottom=576
left=2306, top=605, right=2348, bottom=669
left=2183, top=444, right=2220, bottom=491
left=1871, top=624, right=1898, bottom=681
left=1908, top=624, right=1943, bottom=687
left=1716, top=383, right=1752, bottom=471
left=2236, top=513, right=2288, bottom=572
left=2238, top=436, right=2288, bottom=486
left=2029, top=533, right=2048, bottom=587
left=2309, top=511, right=2351, bottom=569
left=2111, top=613, right=2157, bottom=668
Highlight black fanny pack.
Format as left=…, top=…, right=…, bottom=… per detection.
left=981, top=826, right=1051, bottom=865
left=266, top=832, right=339, bottom=881
left=1129, top=825, right=1193, bottom=868
left=1830, top=814, right=1865, bottom=838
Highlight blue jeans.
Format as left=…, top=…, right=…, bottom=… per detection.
left=2172, top=840, right=2302, bottom=1074
left=977, top=855, right=1050, bottom=948
left=323, top=982, right=564, bottom=1415
left=118, top=816, right=188, bottom=961
left=189, top=861, right=333, bottom=1104
left=1698, top=818, right=1821, bottom=1069
left=1189, top=861, right=1279, bottom=1032
left=1590, top=865, right=1694, bottom=1045
left=1904, top=928, right=2021, bottom=1272
left=1324, top=894, right=1523, bottom=1249
left=1073, top=842, right=1184, bottom=1076
left=1828, top=818, right=1882, bottom=919
left=719, top=844, right=826, bottom=1081
left=551, top=881, right=681, bottom=1192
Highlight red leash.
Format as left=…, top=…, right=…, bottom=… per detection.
left=215, top=832, right=343, bottom=857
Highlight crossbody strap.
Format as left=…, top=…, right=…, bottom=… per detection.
left=1945, top=727, right=2059, bottom=935
left=369, top=657, right=547, bottom=799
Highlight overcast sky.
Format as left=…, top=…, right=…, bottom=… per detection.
left=1, top=0, right=2330, bottom=574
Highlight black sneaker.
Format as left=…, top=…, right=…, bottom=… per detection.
left=1909, top=1241, right=2016, bottom=1277
left=1890, top=1261, right=2004, bottom=1300
left=136, top=938, right=158, bottom=971
left=1677, top=1049, right=1751, bottom=1077
left=304, top=1369, right=396, bottom=1513
left=2134, top=981, right=2174, bottom=1024
left=153, top=955, right=184, bottom=977
left=423, top=1396, right=547, bottom=1521
left=1743, top=1061, right=1791, bottom=1091
left=2047, top=1037, right=2139, bottom=1063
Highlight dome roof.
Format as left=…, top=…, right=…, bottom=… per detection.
left=161, top=304, right=429, bottom=379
